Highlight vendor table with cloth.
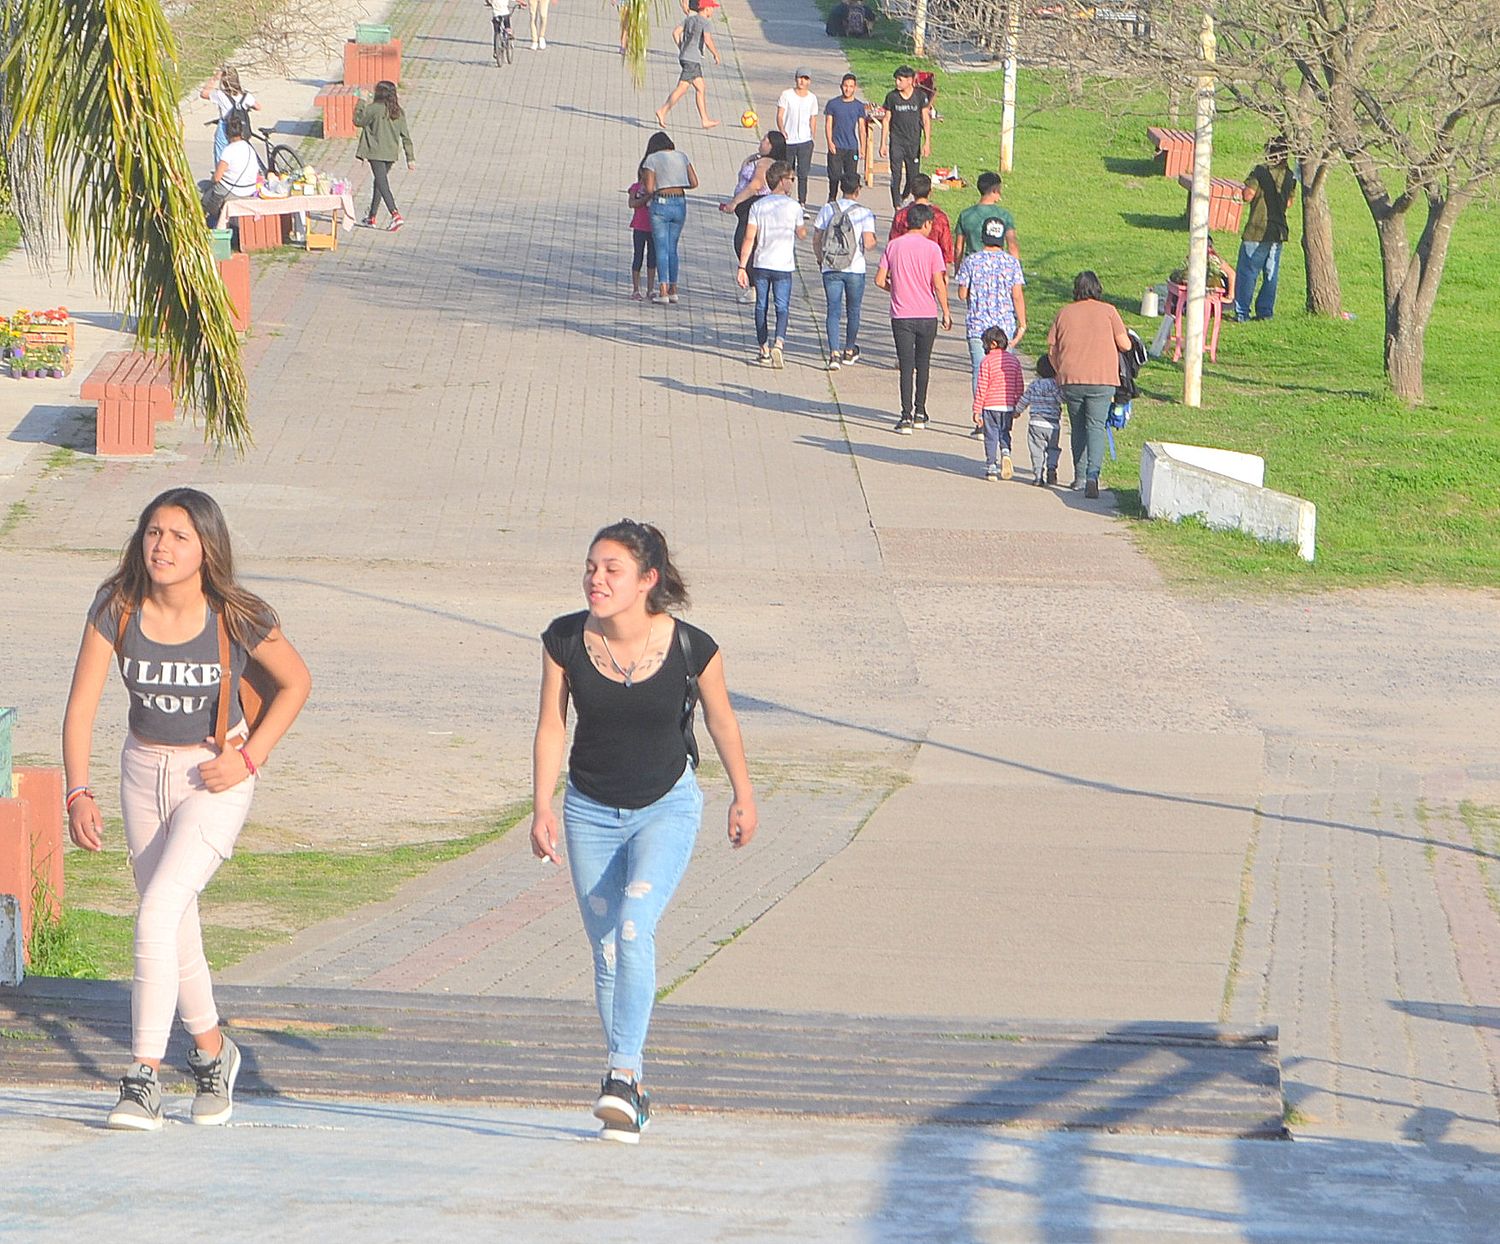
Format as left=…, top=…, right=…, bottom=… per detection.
left=218, top=192, right=358, bottom=252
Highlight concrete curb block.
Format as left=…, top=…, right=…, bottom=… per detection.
left=1140, top=441, right=1316, bottom=561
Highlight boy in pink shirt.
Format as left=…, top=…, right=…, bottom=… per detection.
left=972, top=325, right=1025, bottom=479
left=875, top=203, right=951, bottom=433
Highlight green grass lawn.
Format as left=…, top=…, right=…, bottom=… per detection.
left=834, top=28, right=1500, bottom=588
left=29, top=805, right=528, bottom=979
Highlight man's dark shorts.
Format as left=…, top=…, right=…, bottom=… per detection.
left=678, top=60, right=704, bottom=83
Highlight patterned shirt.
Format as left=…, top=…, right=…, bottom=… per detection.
left=956, top=249, right=1025, bottom=339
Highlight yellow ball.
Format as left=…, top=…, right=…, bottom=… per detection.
left=740, top=110, right=759, bottom=129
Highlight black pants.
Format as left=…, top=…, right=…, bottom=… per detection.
left=786, top=140, right=814, bottom=206
left=732, top=197, right=755, bottom=260
left=367, top=159, right=397, bottom=219
left=889, top=141, right=920, bottom=208
left=891, top=316, right=938, bottom=418
left=826, top=148, right=859, bottom=200
left=631, top=230, right=657, bottom=274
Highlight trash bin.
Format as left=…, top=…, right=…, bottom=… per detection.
left=356, top=22, right=392, bottom=43
left=210, top=227, right=234, bottom=262
left=0, top=707, right=15, bottom=794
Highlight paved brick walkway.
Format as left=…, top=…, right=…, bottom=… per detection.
left=0, top=0, right=1495, bottom=1159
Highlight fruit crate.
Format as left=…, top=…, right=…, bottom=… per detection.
left=21, top=321, right=75, bottom=352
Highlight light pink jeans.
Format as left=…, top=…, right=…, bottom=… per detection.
left=120, top=734, right=254, bottom=1060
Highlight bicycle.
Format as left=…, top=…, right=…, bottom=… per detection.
left=487, top=0, right=527, bottom=67
left=251, top=126, right=304, bottom=179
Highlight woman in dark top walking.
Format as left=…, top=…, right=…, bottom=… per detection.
left=354, top=80, right=416, bottom=230
left=531, top=519, right=757, bottom=1143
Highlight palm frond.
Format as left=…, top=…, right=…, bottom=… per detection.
left=618, top=0, right=664, bottom=89
left=1, top=0, right=249, bottom=449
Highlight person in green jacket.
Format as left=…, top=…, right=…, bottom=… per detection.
left=354, top=81, right=416, bottom=231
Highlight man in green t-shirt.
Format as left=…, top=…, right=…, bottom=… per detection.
left=1232, top=135, right=1297, bottom=322
left=954, top=172, right=1019, bottom=266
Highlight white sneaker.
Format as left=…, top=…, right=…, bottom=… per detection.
left=538, top=37, right=547, bottom=49
left=531, top=38, right=539, bottom=49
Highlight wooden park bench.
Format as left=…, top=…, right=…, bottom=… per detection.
left=1147, top=126, right=1195, bottom=177
left=315, top=83, right=360, bottom=139
left=80, top=351, right=173, bottom=456
left=343, top=38, right=401, bottom=88
left=1176, top=173, right=1246, bottom=233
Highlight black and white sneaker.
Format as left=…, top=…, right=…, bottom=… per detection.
left=893, top=416, right=914, bottom=435
left=594, top=1075, right=651, bottom=1144
left=913, top=413, right=930, bottom=431
left=107, top=1063, right=163, bottom=1131
left=842, top=347, right=861, bottom=365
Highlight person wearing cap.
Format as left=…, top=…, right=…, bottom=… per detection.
left=776, top=69, right=819, bottom=215
left=824, top=73, right=869, bottom=204
left=880, top=66, right=931, bottom=211
left=956, top=216, right=1027, bottom=447
left=657, top=0, right=722, bottom=130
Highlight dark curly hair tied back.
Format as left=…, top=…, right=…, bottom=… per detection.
left=591, top=519, right=690, bottom=614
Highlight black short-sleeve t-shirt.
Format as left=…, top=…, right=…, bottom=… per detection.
left=882, top=88, right=925, bottom=148
left=543, top=611, right=718, bottom=809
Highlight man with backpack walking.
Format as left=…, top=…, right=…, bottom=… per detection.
left=813, top=175, right=878, bottom=369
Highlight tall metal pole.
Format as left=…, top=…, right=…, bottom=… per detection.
left=1183, top=14, right=1217, bottom=408
left=1000, top=0, right=1019, bottom=173
left=913, top=0, right=928, bottom=57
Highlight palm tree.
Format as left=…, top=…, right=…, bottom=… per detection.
left=620, top=0, right=665, bottom=87
left=1, top=0, right=249, bottom=448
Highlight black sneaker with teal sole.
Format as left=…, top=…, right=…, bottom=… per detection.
left=594, top=1075, right=651, bottom=1144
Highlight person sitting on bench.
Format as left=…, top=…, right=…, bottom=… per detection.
left=826, top=0, right=874, bottom=38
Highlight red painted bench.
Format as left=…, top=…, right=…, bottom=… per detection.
left=81, top=351, right=174, bottom=455
left=1177, top=173, right=1246, bottom=234
left=1147, top=126, right=1195, bottom=178
left=315, top=83, right=360, bottom=139
left=343, top=38, right=401, bottom=88
left=218, top=253, right=251, bottom=332
left=1, top=767, right=66, bottom=960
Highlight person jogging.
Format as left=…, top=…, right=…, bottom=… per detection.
left=531, top=519, right=757, bottom=1143
left=63, top=488, right=311, bottom=1131
left=655, top=0, right=723, bottom=129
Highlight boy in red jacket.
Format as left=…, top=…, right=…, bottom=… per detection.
left=972, top=325, right=1025, bottom=480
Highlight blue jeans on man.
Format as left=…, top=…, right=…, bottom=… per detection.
left=753, top=268, right=793, bottom=346
left=822, top=269, right=866, bottom=354
left=1234, top=238, right=1283, bottom=321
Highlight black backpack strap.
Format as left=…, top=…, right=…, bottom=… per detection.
left=677, top=622, right=702, bottom=769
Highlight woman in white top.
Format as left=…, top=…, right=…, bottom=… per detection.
left=736, top=160, right=807, bottom=368
left=204, top=114, right=261, bottom=227
left=199, top=67, right=259, bottom=168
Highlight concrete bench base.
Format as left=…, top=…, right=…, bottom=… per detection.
left=314, top=83, right=360, bottom=139
left=1141, top=441, right=1316, bottom=561
left=80, top=351, right=174, bottom=455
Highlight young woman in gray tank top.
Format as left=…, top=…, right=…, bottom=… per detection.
left=62, top=488, right=311, bottom=1131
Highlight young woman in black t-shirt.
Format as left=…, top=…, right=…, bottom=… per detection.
left=531, top=519, right=757, bottom=1142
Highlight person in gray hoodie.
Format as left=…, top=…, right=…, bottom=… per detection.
left=354, top=80, right=417, bottom=230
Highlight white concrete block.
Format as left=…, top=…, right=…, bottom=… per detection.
left=1141, top=441, right=1316, bottom=562
left=0, top=895, right=22, bottom=986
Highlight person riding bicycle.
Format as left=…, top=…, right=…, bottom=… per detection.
left=486, top=0, right=525, bottom=38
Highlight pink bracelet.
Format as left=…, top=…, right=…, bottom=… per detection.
left=238, top=748, right=259, bottom=777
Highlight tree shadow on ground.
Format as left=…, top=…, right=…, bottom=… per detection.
left=1122, top=210, right=1186, bottom=232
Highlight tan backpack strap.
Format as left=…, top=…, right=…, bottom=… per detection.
left=215, top=614, right=232, bottom=752
left=113, top=600, right=132, bottom=662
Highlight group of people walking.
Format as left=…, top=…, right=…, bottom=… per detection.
left=65, top=492, right=754, bottom=1147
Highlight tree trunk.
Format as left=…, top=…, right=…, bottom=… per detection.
left=1299, top=159, right=1342, bottom=316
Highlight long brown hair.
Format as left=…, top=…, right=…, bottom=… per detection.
left=373, top=80, right=403, bottom=120
left=220, top=66, right=244, bottom=96
left=96, top=488, right=278, bottom=648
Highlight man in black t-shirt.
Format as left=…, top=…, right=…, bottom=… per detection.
left=880, top=65, right=931, bottom=210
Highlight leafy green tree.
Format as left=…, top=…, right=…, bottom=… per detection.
left=1, top=0, right=248, bottom=446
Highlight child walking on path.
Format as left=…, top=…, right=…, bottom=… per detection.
left=627, top=175, right=657, bottom=300
left=63, top=488, right=311, bottom=1131
left=972, top=326, right=1025, bottom=480
left=1017, top=352, right=1063, bottom=486
left=354, top=81, right=416, bottom=231
left=531, top=520, right=757, bottom=1143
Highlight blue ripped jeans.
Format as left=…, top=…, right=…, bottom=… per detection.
left=564, top=766, right=703, bottom=1075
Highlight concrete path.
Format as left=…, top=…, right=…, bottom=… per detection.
left=0, top=0, right=1497, bottom=1178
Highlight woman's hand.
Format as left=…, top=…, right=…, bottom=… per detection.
left=198, top=746, right=253, bottom=793
left=727, top=796, right=757, bottom=849
left=407, top=161, right=417, bottom=171
left=531, top=807, right=561, bottom=864
left=68, top=797, right=104, bottom=852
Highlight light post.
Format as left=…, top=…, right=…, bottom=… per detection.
left=1000, top=0, right=1019, bottom=172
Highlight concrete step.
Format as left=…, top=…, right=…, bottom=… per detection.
left=1, top=978, right=1284, bottom=1138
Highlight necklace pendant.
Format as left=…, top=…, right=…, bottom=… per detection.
left=624, top=675, right=633, bottom=688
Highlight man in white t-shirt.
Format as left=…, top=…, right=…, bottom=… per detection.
left=812, top=176, right=879, bottom=369
left=736, top=160, right=807, bottom=369
left=776, top=68, right=819, bottom=215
